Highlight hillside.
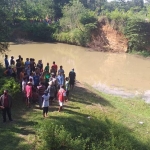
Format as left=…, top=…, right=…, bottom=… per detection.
left=88, top=19, right=128, bottom=53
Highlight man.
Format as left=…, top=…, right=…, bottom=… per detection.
left=37, top=82, right=46, bottom=108
left=51, top=61, right=58, bottom=74
left=69, top=69, right=76, bottom=90
left=57, top=72, right=64, bottom=88
left=50, top=66, right=56, bottom=76
left=58, top=66, right=64, bottom=75
left=57, top=85, right=66, bottom=112
left=44, top=63, right=50, bottom=73
left=37, top=60, right=43, bottom=72
left=47, top=81, right=56, bottom=104
left=25, top=58, right=30, bottom=70
left=0, top=90, right=13, bottom=122
left=22, top=77, right=27, bottom=101
left=33, top=73, right=40, bottom=87
left=4, top=55, right=9, bottom=69
left=16, top=59, right=22, bottom=80
left=10, top=56, right=15, bottom=65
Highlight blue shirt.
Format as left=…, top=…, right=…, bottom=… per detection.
left=57, top=75, right=64, bottom=85
left=5, top=58, right=9, bottom=68
left=25, top=61, right=30, bottom=69
left=33, top=75, right=40, bottom=86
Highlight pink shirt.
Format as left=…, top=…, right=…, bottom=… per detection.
left=25, top=85, right=32, bottom=97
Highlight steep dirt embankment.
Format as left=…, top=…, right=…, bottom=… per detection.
left=88, top=19, right=128, bottom=53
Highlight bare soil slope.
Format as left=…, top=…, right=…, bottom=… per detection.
left=88, top=19, right=128, bottom=53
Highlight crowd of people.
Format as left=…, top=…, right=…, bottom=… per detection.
left=0, top=54, right=76, bottom=122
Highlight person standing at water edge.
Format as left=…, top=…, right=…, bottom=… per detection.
left=51, top=61, right=58, bottom=74
left=16, top=59, right=22, bottom=80
left=25, top=58, right=30, bottom=70
left=57, top=85, right=66, bottom=112
left=57, top=72, right=64, bottom=88
left=58, top=66, right=64, bottom=75
left=65, top=77, right=70, bottom=101
left=44, top=63, right=50, bottom=73
left=10, top=56, right=15, bottom=65
left=4, top=55, right=9, bottom=69
left=0, top=90, right=13, bottom=123
left=69, top=69, right=76, bottom=90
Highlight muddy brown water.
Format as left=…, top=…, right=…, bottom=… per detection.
left=1, top=43, right=150, bottom=99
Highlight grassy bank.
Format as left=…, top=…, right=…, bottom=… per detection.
left=0, top=81, right=150, bottom=150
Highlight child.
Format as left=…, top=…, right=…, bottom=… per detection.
left=57, top=85, right=66, bottom=112
left=65, top=77, right=70, bottom=101
left=25, top=82, right=32, bottom=108
left=42, top=90, right=50, bottom=117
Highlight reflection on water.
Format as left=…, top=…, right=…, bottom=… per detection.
left=2, top=42, right=150, bottom=95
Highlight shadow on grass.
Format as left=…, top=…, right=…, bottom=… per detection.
left=0, top=129, right=32, bottom=150
left=0, top=97, right=37, bottom=150
left=37, top=83, right=150, bottom=149
left=70, top=83, right=114, bottom=108
left=47, top=114, right=150, bottom=150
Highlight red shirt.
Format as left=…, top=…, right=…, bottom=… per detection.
left=4, top=95, right=9, bottom=107
left=52, top=64, right=58, bottom=72
left=57, top=88, right=66, bottom=102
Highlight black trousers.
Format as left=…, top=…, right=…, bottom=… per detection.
left=2, top=107, right=12, bottom=122
left=43, top=107, right=48, bottom=114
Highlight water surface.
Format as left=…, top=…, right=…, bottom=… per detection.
left=1, top=43, right=150, bottom=98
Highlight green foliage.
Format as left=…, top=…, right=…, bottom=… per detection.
left=37, top=122, right=86, bottom=150
left=55, top=28, right=88, bottom=46
left=0, top=43, right=9, bottom=54
left=0, top=65, right=20, bottom=98
left=124, top=19, right=150, bottom=52
left=0, top=77, right=20, bottom=99
left=56, top=1, right=97, bottom=46
left=12, top=21, right=59, bottom=42
left=36, top=114, right=148, bottom=150
left=104, top=8, right=150, bottom=53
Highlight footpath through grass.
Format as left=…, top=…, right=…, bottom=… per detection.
left=0, top=82, right=150, bottom=150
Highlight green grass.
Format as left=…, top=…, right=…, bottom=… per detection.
left=0, top=82, right=150, bottom=150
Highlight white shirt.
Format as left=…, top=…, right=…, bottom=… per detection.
left=42, top=94, right=50, bottom=107
left=22, top=81, right=26, bottom=92
left=29, top=76, right=34, bottom=85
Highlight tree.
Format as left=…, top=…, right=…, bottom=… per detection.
left=133, top=0, right=144, bottom=8
left=0, top=0, right=10, bottom=53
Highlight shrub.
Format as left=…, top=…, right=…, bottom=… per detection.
left=21, top=22, right=58, bottom=42
left=0, top=77, right=20, bottom=98
left=37, top=122, right=86, bottom=150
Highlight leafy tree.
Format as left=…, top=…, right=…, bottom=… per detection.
left=0, top=0, right=10, bottom=53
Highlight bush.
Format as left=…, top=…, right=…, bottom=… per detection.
left=37, top=122, right=86, bottom=150
left=124, top=19, right=150, bottom=52
left=0, top=77, right=20, bottom=98
left=0, top=65, right=20, bottom=98
left=21, top=21, right=58, bottom=42
left=36, top=116, right=147, bottom=150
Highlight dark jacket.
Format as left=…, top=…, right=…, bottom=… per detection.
left=0, top=94, right=12, bottom=108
